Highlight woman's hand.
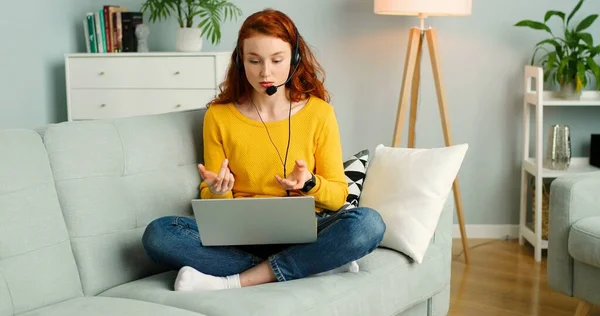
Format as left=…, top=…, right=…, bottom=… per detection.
left=275, top=159, right=313, bottom=191
left=198, top=159, right=234, bottom=195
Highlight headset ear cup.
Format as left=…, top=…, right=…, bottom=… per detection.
left=292, top=47, right=301, bottom=66
left=294, top=51, right=301, bottom=65
left=292, top=27, right=301, bottom=65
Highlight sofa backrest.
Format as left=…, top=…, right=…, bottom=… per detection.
left=39, top=109, right=206, bottom=296
left=0, top=130, right=83, bottom=315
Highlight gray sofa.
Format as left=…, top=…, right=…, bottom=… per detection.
left=548, top=173, right=600, bottom=313
left=0, top=108, right=453, bottom=316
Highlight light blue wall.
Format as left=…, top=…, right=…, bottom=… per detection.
left=0, top=0, right=97, bottom=129
left=1, top=0, right=599, bottom=226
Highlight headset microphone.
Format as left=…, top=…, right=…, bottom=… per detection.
left=265, top=62, right=300, bottom=96
left=265, top=85, right=279, bottom=96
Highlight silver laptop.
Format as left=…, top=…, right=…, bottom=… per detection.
left=191, top=196, right=317, bottom=246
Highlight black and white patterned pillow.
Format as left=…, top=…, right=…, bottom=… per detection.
left=338, top=149, right=369, bottom=211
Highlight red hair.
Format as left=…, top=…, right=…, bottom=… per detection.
left=208, top=9, right=330, bottom=106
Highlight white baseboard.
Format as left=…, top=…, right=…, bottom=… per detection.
left=452, top=225, right=519, bottom=239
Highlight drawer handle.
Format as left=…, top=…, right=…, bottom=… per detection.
left=99, top=72, right=105, bottom=76
left=176, top=104, right=182, bottom=108
left=100, top=104, right=107, bottom=107
left=174, top=71, right=180, bottom=75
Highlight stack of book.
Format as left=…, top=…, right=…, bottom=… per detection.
left=83, top=5, right=143, bottom=53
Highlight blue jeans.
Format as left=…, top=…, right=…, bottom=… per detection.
left=142, top=207, right=386, bottom=282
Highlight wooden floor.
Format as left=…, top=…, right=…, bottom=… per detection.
left=449, top=238, right=599, bottom=316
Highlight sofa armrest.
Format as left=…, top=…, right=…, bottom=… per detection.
left=422, top=195, right=454, bottom=288
left=548, top=173, right=600, bottom=296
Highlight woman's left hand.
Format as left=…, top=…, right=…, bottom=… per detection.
left=275, top=159, right=313, bottom=191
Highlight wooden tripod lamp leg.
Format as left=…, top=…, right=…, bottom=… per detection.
left=426, top=28, right=470, bottom=264
left=408, top=32, right=424, bottom=148
left=392, top=28, right=422, bottom=147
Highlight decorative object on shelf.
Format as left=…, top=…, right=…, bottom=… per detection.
left=591, top=134, right=600, bottom=168
left=544, top=124, right=571, bottom=170
left=514, top=0, right=600, bottom=100
left=373, top=0, right=472, bottom=264
left=141, top=0, right=242, bottom=52
left=135, top=24, right=150, bottom=52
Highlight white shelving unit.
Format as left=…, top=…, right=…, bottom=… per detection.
left=519, top=66, right=600, bottom=262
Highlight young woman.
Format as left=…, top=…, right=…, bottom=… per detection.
left=142, top=8, right=385, bottom=291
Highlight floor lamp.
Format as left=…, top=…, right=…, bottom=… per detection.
left=374, top=0, right=472, bottom=264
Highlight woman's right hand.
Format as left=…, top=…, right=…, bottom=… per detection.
left=198, top=159, right=234, bottom=195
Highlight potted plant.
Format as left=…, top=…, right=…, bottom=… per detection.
left=141, top=0, right=242, bottom=52
left=514, top=0, right=600, bottom=100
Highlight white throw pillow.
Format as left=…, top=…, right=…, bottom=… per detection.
left=358, top=143, right=468, bottom=263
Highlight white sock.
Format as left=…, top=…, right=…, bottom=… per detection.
left=348, top=260, right=360, bottom=273
left=314, top=260, right=360, bottom=277
left=174, top=266, right=241, bottom=291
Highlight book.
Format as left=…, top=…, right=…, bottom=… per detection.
left=86, top=13, right=97, bottom=53
left=83, top=6, right=141, bottom=53
left=121, top=12, right=143, bottom=52
left=98, top=9, right=107, bottom=53
left=83, top=19, right=91, bottom=53
left=113, top=11, right=123, bottom=52
left=94, top=11, right=105, bottom=53
left=104, top=5, right=128, bottom=52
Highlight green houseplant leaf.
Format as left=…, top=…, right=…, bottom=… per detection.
left=567, top=0, right=585, bottom=26
left=514, top=20, right=553, bottom=35
left=544, top=10, right=565, bottom=24
left=192, top=0, right=242, bottom=45
left=514, top=0, right=600, bottom=95
left=141, top=0, right=242, bottom=45
left=575, top=14, right=598, bottom=32
left=586, top=56, right=600, bottom=89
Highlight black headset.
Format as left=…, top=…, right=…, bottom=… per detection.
left=235, top=25, right=302, bottom=70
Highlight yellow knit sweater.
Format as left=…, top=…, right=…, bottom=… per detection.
left=199, top=95, right=348, bottom=213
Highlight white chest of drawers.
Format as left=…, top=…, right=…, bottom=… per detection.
left=64, top=52, right=231, bottom=121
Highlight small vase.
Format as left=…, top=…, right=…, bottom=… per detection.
left=175, top=27, right=203, bottom=52
left=543, top=124, right=571, bottom=170
left=558, top=81, right=582, bottom=100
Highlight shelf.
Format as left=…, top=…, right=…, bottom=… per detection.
left=520, top=223, right=548, bottom=249
left=542, top=91, right=600, bottom=106
left=521, top=65, right=600, bottom=262
left=523, top=157, right=600, bottom=178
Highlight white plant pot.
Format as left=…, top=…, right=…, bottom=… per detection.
left=175, top=27, right=203, bottom=52
left=558, top=81, right=582, bottom=100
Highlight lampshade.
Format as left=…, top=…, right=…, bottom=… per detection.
left=374, top=0, right=472, bottom=16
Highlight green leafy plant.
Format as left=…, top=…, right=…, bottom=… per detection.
left=514, top=0, right=600, bottom=92
left=141, top=0, right=242, bottom=45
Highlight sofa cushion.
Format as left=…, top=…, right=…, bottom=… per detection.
left=568, top=216, right=600, bottom=268
left=0, top=130, right=83, bottom=315
left=339, top=149, right=369, bottom=211
left=39, top=110, right=206, bottom=296
left=99, top=245, right=449, bottom=316
left=18, top=297, right=205, bottom=316
left=359, top=144, right=468, bottom=263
